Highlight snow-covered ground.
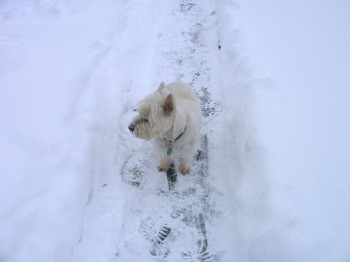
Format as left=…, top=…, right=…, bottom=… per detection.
left=234, top=1, right=350, bottom=261
left=1, top=0, right=350, bottom=261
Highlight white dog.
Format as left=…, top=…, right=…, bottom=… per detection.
left=129, top=82, right=202, bottom=175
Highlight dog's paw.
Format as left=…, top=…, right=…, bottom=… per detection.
left=179, top=165, right=190, bottom=175
left=158, top=158, right=172, bottom=172
left=158, top=166, right=167, bottom=172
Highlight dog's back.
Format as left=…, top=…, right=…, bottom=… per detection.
left=166, top=81, right=202, bottom=135
left=166, top=82, right=199, bottom=104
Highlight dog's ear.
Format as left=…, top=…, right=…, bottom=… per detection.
left=163, top=94, right=174, bottom=116
left=158, top=82, right=166, bottom=92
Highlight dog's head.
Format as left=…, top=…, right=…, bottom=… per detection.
left=129, top=82, right=175, bottom=140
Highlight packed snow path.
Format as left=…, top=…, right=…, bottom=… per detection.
left=66, top=0, right=260, bottom=260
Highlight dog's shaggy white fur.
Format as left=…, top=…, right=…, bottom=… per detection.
left=129, top=81, right=202, bottom=175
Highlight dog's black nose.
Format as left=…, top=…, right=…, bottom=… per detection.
left=128, top=124, right=135, bottom=132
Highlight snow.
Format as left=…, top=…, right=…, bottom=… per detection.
left=233, top=0, right=350, bottom=261
left=1, top=0, right=350, bottom=261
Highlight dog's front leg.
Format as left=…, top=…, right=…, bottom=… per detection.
left=158, top=157, right=173, bottom=172
left=179, top=158, right=191, bottom=175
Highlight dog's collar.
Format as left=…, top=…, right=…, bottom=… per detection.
left=173, top=127, right=186, bottom=142
left=166, top=127, right=186, bottom=156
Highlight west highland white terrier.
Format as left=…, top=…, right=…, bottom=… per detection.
left=129, top=81, right=202, bottom=175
